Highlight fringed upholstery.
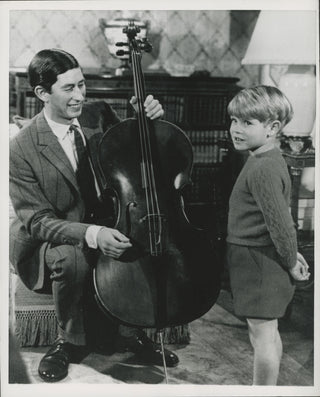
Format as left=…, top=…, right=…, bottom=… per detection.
left=145, top=325, right=191, bottom=344
left=14, top=304, right=190, bottom=347
left=15, top=306, right=58, bottom=347
left=14, top=277, right=190, bottom=347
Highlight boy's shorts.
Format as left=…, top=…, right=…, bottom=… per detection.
left=227, top=243, right=295, bottom=319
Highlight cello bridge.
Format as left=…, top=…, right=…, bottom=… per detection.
left=139, top=213, right=166, bottom=256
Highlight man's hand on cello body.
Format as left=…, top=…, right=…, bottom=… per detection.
left=96, top=227, right=132, bottom=258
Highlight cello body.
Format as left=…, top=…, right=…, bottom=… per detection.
left=94, top=118, right=221, bottom=328
left=94, top=21, right=221, bottom=330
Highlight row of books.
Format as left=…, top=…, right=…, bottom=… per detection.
left=187, top=129, right=229, bottom=164
left=86, top=97, right=130, bottom=120
left=23, top=96, right=130, bottom=120
left=152, top=95, right=228, bottom=126
left=185, top=166, right=223, bottom=203
left=23, top=96, right=42, bottom=118
left=160, top=95, right=184, bottom=123
left=104, top=98, right=129, bottom=120
left=188, top=95, right=228, bottom=126
left=187, top=129, right=229, bottom=144
left=23, top=95, right=229, bottom=128
left=193, top=146, right=228, bottom=164
left=293, top=199, right=315, bottom=231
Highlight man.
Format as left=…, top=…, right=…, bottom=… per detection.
left=9, top=48, right=179, bottom=383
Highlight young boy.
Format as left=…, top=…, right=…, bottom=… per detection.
left=226, top=85, right=310, bottom=385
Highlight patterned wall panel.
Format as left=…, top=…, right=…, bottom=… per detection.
left=9, top=9, right=259, bottom=87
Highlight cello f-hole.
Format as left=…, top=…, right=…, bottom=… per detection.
left=126, top=201, right=137, bottom=236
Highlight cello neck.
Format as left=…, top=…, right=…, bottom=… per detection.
left=125, top=21, right=163, bottom=257
left=126, top=25, right=148, bottom=119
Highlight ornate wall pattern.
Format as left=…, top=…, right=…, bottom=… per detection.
left=10, top=10, right=259, bottom=87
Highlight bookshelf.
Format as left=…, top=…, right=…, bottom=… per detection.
left=13, top=70, right=240, bottom=239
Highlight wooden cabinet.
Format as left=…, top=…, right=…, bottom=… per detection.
left=14, top=70, right=240, bottom=238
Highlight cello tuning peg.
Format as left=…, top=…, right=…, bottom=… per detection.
left=116, top=42, right=128, bottom=47
left=116, top=50, right=130, bottom=56
left=141, top=39, right=152, bottom=53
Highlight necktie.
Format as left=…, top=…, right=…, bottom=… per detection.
left=69, top=124, right=97, bottom=217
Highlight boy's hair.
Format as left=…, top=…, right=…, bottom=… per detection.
left=227, top=85, right=293, bottom=130
left=28, top=49, right=80, bottom=92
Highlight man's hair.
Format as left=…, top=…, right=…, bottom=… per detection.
left=28, top=49, right=80, bottom=92
left=227, top=85, right=293, bottom=130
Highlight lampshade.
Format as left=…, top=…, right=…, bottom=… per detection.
left=242, top=10, right=317, bottom=140
left=242, top=10, right=316, bottom=65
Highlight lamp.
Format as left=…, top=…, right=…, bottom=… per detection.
left=242, top=10, right=317, bottom=153
left=99, top=18, right=148, bottom=76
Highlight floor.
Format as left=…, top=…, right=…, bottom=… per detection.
left=15, top=288, right=314, bottom=387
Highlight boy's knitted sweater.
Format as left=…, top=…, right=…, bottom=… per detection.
left=227, top=148, right=297, bottom=269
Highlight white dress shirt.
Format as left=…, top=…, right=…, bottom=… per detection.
left=44, top=110, right=103, bottom=249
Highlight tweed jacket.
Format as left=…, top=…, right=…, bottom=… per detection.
left=9, top=101, right=120, bottom=291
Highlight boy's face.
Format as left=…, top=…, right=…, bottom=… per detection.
left=44, top=67, right=86, bottom=124
left=229, top=116, right=272, bottom=152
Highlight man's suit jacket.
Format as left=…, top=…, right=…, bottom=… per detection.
left=9, top=101, right=120, bottom=291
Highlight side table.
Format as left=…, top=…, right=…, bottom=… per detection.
left=281, top=149, right=315, bottom=319
left=281, top=150, right=315, bottom=229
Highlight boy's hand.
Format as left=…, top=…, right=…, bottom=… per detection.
left=130, top=94, right=164, bottom=119
left=289, top=252, right=310, bottom=281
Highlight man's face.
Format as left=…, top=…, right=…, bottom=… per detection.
left=45, top=67, right=86, bottom=124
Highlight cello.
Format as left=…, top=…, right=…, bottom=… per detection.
left=94, top=20, right=221, bottom=352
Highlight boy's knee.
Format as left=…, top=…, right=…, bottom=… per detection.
left=247, top=318, right=278, bottom=347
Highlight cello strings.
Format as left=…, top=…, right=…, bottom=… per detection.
left=136, top=51, right=163, bottom=252
left=132, top=47, right=162, bottom=255
left=132, top=49, right=161, bottom=254
left=132, top=49, right=158, bottom=254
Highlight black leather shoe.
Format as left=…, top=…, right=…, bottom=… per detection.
left=38, top=340, right=73, bottom=382
left=117, top=330, right=179, bottom=368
